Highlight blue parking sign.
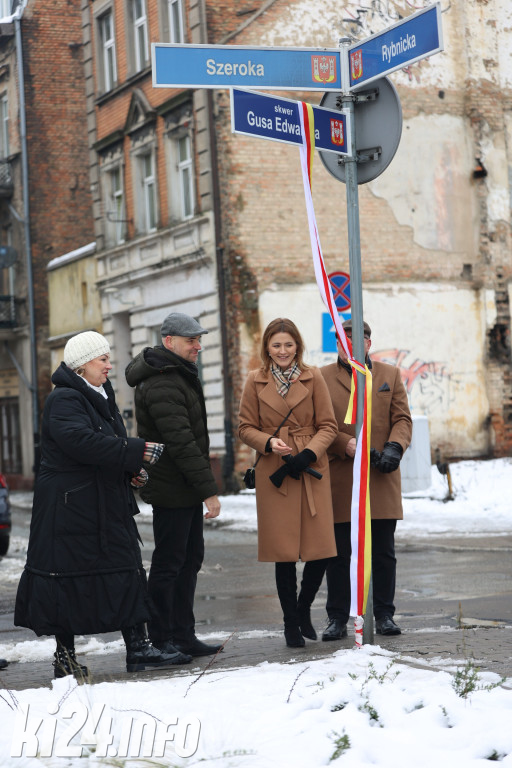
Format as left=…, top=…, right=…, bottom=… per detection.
left=322, top=312, right=352, bottom=352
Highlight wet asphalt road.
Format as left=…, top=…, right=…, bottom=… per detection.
left=1, top=502, right=512, bottom=689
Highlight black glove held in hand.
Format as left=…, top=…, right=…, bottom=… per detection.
left=285, top=449, right=317, bottom=475
left=269, top=450, right=318, bottom=487
left=370, top=448, right=382, bottom=468
left=269, top=464, right=291, bottom=488
left=378, top=442, right=402, bottom=473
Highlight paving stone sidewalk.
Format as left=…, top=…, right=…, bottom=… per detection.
left=1, top=618, right=511, bottom=693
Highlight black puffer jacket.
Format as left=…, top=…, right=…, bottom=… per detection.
left=125, top=346, right=218, bottom=508
left=14, top=363, right=149, bottom=637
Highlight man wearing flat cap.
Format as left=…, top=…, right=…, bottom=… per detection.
left=297, top=318, right=412, bottom=641
left=126, top=312, right=222, bottom=658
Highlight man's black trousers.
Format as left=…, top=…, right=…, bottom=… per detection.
left=302, top=518, right=397, bottom=623
left=147, top=503, right=204, bottom=644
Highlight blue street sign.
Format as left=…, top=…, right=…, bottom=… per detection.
left=348, top=2, right=443, bottom=89
left=322, top=312, right=351, bottom=352
left=152, top=43, right=342, bottom=91
left=231, top=89, right=351, bottom=156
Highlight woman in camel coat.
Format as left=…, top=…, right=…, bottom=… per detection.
left=239, top=318, right=337, bottom=647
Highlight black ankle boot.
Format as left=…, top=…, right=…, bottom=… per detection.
left=53, top=646, right=89, bottom=680
left=122, top=625, right=192, bottom=672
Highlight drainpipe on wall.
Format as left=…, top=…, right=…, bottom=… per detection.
left=207, top=89, right=237, bottom=493
left=14, top=4, right=40, bottom=476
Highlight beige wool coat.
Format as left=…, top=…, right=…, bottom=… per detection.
left=321, top=360, right=413, bottom=523
left=239, top=367, right=338, bottom=563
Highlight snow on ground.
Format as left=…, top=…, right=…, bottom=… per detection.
left=0, top=646, right=511, bottom=767
left=1, top=459, right=511, bottom=766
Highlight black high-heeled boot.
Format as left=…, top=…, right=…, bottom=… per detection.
left=122, top=624, right=192, bottom=672
left=275, top=562, right=305, bottom=648
left=297, top=559, right=329, bottom=640
left=53, top=635, right=89, bottom=679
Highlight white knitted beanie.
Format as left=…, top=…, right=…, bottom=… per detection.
left=63, top=331, right=110, bottom=370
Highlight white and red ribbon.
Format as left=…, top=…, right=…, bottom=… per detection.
left=298, top=101, right=372, bottom=638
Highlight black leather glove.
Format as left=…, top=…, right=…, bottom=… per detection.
left=377, top=442, right=403, bottom=473
left=370, top=448, right=382, bottom=468
left=269, top=464, right=292, bottom=488
left=284, top=449, right=317, bottom=476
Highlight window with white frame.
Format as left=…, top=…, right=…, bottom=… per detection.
left=0, top=94, right=8, bottom=158
left=131, top=0, right=149, bottom=72
left=139, top=152, right=157, bottom=232
left=168, top=0, right=184, bottom=43
left=177, top=134, right=194, bottom=219
left=98, top=10, right=117, bottom=92
left=159, top=0, right=185, bottom=44
left=0, top=0, right=11, bottom=19
left=106, top=165, right=127, bottom=244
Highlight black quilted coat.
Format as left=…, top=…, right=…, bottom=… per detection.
left=14, top=363, right=150, bottom=636
left=125, top=345, right=218, bottom=508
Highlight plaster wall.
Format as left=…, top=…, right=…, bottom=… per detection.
left=258, top=282, right=491, bottom=457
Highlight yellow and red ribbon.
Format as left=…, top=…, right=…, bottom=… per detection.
left=298, top=101, right=372, bottom=630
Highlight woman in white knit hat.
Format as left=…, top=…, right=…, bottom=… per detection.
left=14, top=331, right=192, bottom=679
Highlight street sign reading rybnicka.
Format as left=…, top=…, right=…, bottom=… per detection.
left=348, top=2, right=443, bottom=89
left=152, top=44, right=342, bottom=91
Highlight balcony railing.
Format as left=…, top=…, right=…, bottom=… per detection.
left=0, top=295, right=16, bottom=327
left=0, top=161, right=13, bottom=198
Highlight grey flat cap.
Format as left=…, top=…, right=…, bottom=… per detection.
left=161, top=312, right=208, bottom=337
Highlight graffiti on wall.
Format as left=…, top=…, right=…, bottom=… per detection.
left=371, top=348, right=454, bottom=415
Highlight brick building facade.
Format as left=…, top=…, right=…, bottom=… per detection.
left=210, top=0, right=512, bottom=464
left=0, top=0, right=93, bottom=486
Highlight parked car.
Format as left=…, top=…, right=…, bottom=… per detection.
left=0, top=473, right=11, bottom=556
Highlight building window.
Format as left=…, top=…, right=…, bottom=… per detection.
left=130, top=0, right=149, bottom=72
left=0, top=94, right=8, bottom=158
left=0, top=1, right=11, bottom=18
left=106, top=166, right=127, bottom=244
left=167, top=0, right=184, bottom=43
left=177, top=135, right=194, bottom=219
left=140, top=152, right=157, bottom=232
left=0, top=398, right=22, bottom=475
left=98, top=10, right=117, bottom=92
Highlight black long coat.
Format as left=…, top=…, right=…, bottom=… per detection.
left=14, top=363, right=150, bottom=636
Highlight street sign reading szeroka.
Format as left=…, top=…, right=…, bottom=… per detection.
left=152, top=44, right=342, bottom=91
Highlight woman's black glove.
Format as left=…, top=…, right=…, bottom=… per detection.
left=269, top=464, right=291, bottom=488
left=377, top=442, right=403, bottom=473
left=285, top=449, right=317, bottom=476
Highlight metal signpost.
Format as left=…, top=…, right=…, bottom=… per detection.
left=152, top=43, right=342, bottom=91
left=231, top=88, right=351, bottom=155
left=152, top=3, right=444, bottom=645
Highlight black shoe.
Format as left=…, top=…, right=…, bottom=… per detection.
left=0, top=658, right=8, bottom=670
left=284, top=625, right=306, bottom=648
left=126, top=638, right=194, bottom=672
left=53, top=649, right=89, bottom=680
left=375, top=616, right=401, bottom=635
left=123, top=624, right=195, bottom=671
left=322, top=618, right=348, bottom=641
left=298, top=609, right=317, bottom=640
left=150, top=640, right=193, bottom=665
left=174, top=637, right=224, bottom=657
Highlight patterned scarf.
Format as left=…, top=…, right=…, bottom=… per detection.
left=270, top=361, right=301, bottom=398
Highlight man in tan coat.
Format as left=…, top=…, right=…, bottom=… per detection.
left=298, top=319, right=412, bottom=638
